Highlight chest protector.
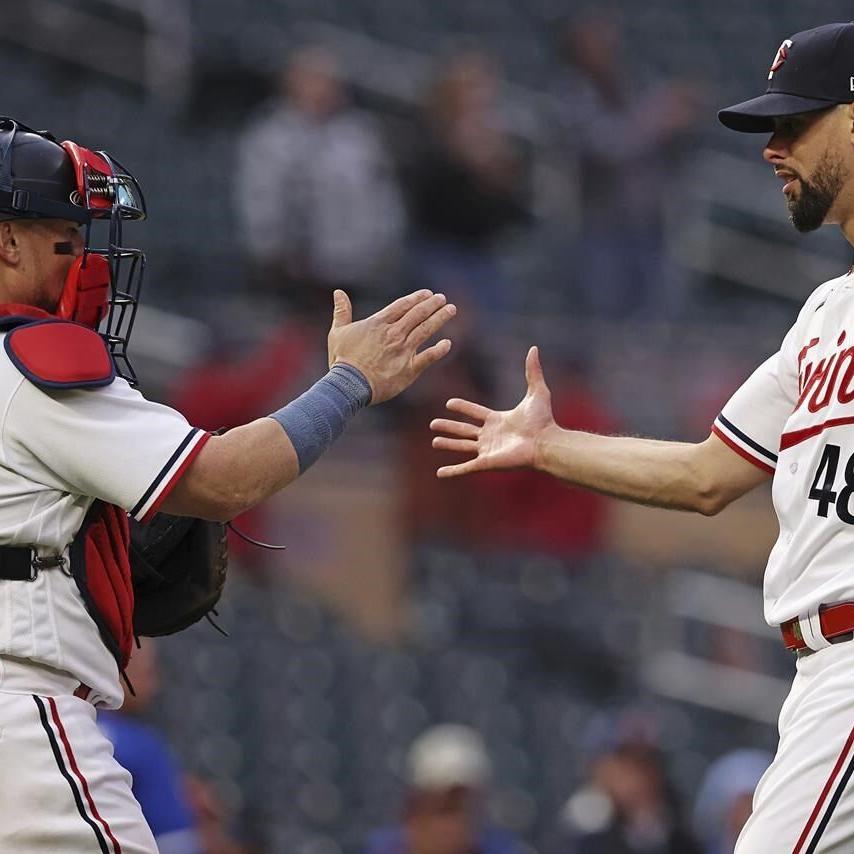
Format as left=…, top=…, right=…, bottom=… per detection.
left=1, top=311, right=132, bottom=667
left=70, top=501, right=134, bottom=669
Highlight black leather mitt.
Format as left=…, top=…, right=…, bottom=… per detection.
left=129, top=512, right=228, bottom=637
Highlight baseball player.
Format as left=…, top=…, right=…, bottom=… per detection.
left=431, top=21, right=854, bottom=852
left=0, top=117, right=455, bottom=853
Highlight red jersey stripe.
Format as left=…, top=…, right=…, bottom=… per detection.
left=47, top=697, right=123, bottom=854
left=781, top=415, right=854, bottom=451
left=712, top=425, right=775, bottom=475
left=792, top=721, right=854, bottom=854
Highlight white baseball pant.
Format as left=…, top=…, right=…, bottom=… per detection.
left=0, top=661, right=157, bottom=853
left=737, top=640, right=854, bottom=852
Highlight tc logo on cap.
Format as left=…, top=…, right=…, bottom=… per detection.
left=769, top=39, right=793, bottom=80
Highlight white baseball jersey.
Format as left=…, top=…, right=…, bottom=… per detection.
left=713, top=268, right=854, bottom=627
left=0, top=337, right=209, bottom=707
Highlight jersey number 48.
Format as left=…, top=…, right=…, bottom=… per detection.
left=808, top=443, right=854, bottom=523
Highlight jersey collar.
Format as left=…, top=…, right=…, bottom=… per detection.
left=0, top=304, right=54, bottom=320
left=0, top=304, right=57, bottom=332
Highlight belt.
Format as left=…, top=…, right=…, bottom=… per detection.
left=0, top=546, right=66, bottom=581
left=781, top=603, right=854, bottom=656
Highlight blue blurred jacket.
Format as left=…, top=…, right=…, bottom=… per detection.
left=365, top=825, right=520, bottom=854
left=98, top=710, right=202, bottom=854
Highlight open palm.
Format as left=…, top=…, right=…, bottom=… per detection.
left=430, top=346, right=556, bottom=477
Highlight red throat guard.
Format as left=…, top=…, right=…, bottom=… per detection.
left=56, top=254, right=111, bottom=329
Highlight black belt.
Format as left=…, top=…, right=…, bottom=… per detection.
left=0, top=547, right=66, bottom=581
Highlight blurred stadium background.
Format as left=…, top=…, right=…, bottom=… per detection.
left=6, top=1, right=854, bottom=852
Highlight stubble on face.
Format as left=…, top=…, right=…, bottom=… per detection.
left=787, top=149, right=847, bottom=233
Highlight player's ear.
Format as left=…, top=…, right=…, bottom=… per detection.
left=847, top=102, right=854, bottom=143
left=0, top=222, right=21, bottom=266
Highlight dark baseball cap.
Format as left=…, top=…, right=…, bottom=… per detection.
left=719, top=22, right=854, bottom=133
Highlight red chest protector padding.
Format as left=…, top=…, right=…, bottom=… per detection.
left=70, top=501, right=134, bottom=669
left=0, top=316, right=127, bottom=665
left=3, top=318, right=115, bottom=389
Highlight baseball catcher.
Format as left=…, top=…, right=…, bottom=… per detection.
left=0, top=116, right=455, bottom=853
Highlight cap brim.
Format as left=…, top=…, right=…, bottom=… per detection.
left=718, top=92, right=839, bottom=132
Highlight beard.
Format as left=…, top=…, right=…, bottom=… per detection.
left=788, top=151, right=846, bottom=233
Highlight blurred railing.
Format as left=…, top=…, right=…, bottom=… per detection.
left=295, top=20, right=854, bottom=304
left=641, top=570, right=791, bottom=724
left=670, top=150, right=852, bottom=301
left=0, top=0, right=191, bottom=103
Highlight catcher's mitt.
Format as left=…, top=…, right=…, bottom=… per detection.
left=129, top=512, right=228, bottom=637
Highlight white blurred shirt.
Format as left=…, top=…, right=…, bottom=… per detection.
left=236, top=102, right=404, bottom=284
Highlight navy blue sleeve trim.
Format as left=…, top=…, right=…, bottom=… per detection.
left=717, top=414, right=778, bottom=463
left=130, top=428, right=200, bottom=518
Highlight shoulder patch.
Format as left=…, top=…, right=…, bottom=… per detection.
left=4, top=319, right=115, bottom=389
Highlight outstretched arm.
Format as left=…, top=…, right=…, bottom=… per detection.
left=430, top=346, right=770, bottom=516
left=163, top=288, right=456, bottom=521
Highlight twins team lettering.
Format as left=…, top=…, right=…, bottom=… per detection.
left=796, top=331, right=854, bottom=413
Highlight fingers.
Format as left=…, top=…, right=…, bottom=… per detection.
left=392, top=292, right=449, bottom=339
left=432, top=436, right=478, bottom=453
left=446, top=398, right=492, bottom=422
left=432, top=404, right=486, bottom=478
left=429, top=418, right=479, bottom=439
left=437, top=459, right=483, bottom=478
left=408, top=302, right=457, bottom=348
left=411, top=338, right=452, bottom=375
left=525, top=345, right=544, bottom=389
left=330, top=289, right=352, bottom=328
left=378, top=289, right=433, bottom=324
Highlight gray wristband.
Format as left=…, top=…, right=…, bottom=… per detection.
left=269, top=364, right=372, bottom=473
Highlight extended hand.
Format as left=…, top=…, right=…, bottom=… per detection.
left=328, top=289, right=456, bottom=405
left=430, top=346, right=556, bottom=477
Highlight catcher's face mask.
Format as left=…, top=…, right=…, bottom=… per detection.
left=60, top=142, right=147, bottom=384
left=0, top=118, right=147, bottom=385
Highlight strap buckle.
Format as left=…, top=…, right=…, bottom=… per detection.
left=11, top=189, right=29, bottom=211
left=31, top=554, right=68, bottom=578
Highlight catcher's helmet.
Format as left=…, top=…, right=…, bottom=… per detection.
left=0, top=117, right=147, bottom=384
left=0, top=124, right=85, bottom=222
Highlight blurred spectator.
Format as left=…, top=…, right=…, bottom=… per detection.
left=167, top=316, right=317, bottom=571
left=402, top=347, right=616, bottom=555
left=168, top=318, right=315, bottom=433
left=400, top=340, right=497, bottom=546
left=692, top=749, right=772, bottom=854
left=554, top=11, right=702, bottom=319
left=402, top=51, right=531, bottom=319
left=548, top=709, right=701, bottom=854
left=98, top=641, right=204, bottom=854
left=184, top=775, right=248, bottom=854
left=235, top=45, right=404, bottom=322
left=365, top=724, right=521, bottom=854
left=471, top=358, right=618, bottom=555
